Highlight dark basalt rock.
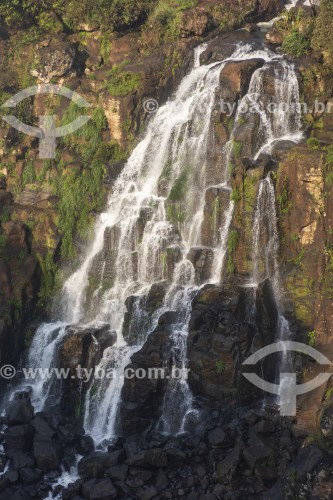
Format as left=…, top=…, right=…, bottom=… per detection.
left=59, top=323, right=115, bottom=418
left=7, top=398, right=34, bottom=426
left=187, top=247, right=214, bottom=284
left=120, top=321, right=173, bottom=434
left=4, top=425, right=34, bottom=452
left=33, top=435, right=63, bottom=471
left=82, top=478, right=117, bottom=499
left=78, top=452, right=124, bottom=479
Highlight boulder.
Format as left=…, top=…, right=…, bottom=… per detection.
left=82, top=478, right=117, bottom=499
left=243, top=444, right=272, bottom=470
left=216, top=441, right=242, bottom=483
left=208, top=427, right=226, bottom=447
left=33, top=435, right=63, bottom=471
left=77, top=436, right=95, bottom=456
left=6, top=451, right=35, bottom=470
left=78, top=452, right=123, bottom=479
left=219, top=59, right=265, bottom=106
left=7, top=398, right=34, bottom=425
left=106, top=464, right=128, bottom=481
left=30, top=39, right=75, bottom=83
left=18, top=468, right=42, bottom=484
left=4, top=425, right=33, bottom=452
left=126, top=449, right=167, bottom=468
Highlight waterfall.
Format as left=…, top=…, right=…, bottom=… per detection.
left=7, top=35, right=304, bottom=447
left=252, top=176, right=295, bottom=410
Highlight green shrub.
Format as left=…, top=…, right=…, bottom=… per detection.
left=107, top=71, right=142, bottom=97
left=232, top=140, right=242, bottom=158
left=21, top=162, right=36, bottom=188
left=311, top=0, right=333, bottom=64
left=0, top=234, right=7, bottom=252
left=307, top=137, right=319, bottom=150
left=282, top=30, right=311, bottom=57
left=148, top=0, right=198, bottom=40
left=307, top=330, right=316, bottom=347
left=231, top=188, right=241, bottom=203
left=227, top=229, right=239, bottom=254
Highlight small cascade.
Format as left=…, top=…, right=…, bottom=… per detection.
left=6, top=322, right=67, bottom=411
left=157, top=260, right=199, bottom=434
left=252, top=175, right=294, bottom=405
left=252, top=176, right=280, bottom=292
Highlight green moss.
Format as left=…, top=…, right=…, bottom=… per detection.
left=277, top=178, right=292, bottom=214
left=227, top=229, right=239, bottom=254
left=21, top=162, right=36, bottom=189
left=232, top=140, right=242, bottom=158
left=54, top=103, right=123, bottom=258
left=168, top=167, right=189, bottom=201
left=37, top=251, right=59, bottom=307
left=291, top=247, right=305, bottom=267
left=166, top=204, right=187, bottom=225
left=159, top=160, right=173, bottom=182
left=226, top=256, right=236, bottom=274
left=216, top=360, right=225, bottom=374
left=231, top=187, right=241, bottom=203
left=100, top=34, right=112, bottom=61
left=107, top=68, right=142, bottom=97
left=307, top=330, right=316, bottom=347
left=148, top=0, right=198, bottom=40
left=226, top=229, right=239, bottom=275
left=307, top=137, right=320, bottom=150
left=282, top=30, right=311, bottom=57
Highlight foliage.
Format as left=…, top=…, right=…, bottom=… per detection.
left=277, top=179, right=292, bottom=214
left=306, top=137, right=319, bottom=150
left=323, top=145, right=333, bottom=187
left=216, top=360, right=225, bottom=374
left=146, top=0, right=198, bottom=40
left=311, top=0, right=333, bottom=65
left=227, top=229, right=239, bottom=254
left=55, top=104, right=122, bottom=257
left=232, top=140, right=243, bottom=158
left=21, top=161, right=36, bottom=188
left=0, top=234, right=7, bottom=252
left=231, top=187, right=241, bottom=203
left=0, top=208, right=10, bottom=224
left=38, top=251, right=59, bottom=306
left=0, top=0, right=156, bottom=33
left=107, top=70, right=142, bottom=97
left=226, top=230, right=239, bottom=275
left=307, top=330, right=316, bottom=347
left=291, top=247, right=305, bottom=267
left=282, top=29, right=311, bottom=57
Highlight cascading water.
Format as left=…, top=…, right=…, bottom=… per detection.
left=6, top=33, right=304, bottom=452
left=252, top=175, right=296, bottom=409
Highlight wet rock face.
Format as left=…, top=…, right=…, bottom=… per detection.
left=219, top=58, right=265, bottom=104
left=59, top=324, right=116, bottom=417
left=120, top=316, right=174, bottom=435
left=187, top=247, right=214, bottom=284
left=201, top=186, right=231, bottom=247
